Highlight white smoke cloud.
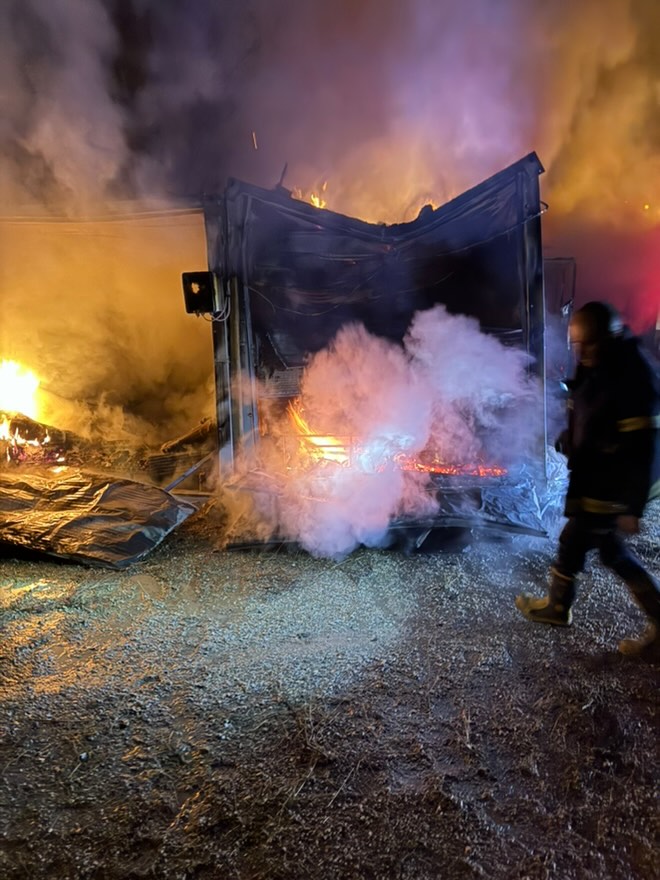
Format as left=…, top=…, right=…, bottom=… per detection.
left=405, top=307, right=541, bottom=464
left=0, top=0, right=127, bottom=210
left=231, top=306, right=542, bottom=559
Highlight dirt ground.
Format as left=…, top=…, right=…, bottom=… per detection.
left=1, top=499, right=658, bottom=880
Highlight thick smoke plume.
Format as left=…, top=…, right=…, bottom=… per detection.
left=1, top=0, right=658, bottom=444
left=230, top=306, right=542, bottom=558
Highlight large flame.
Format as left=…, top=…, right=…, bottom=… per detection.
left=0, top=360, right=40, bottom=419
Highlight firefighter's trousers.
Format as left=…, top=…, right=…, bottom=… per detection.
left=551, top=514, right=660, bottom=622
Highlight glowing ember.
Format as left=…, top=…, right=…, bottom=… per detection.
left=396, top=456, right=507, bottom=477
left=287, top=403, right=506, bottom=477
left=0, top=360, right=40, bottom=419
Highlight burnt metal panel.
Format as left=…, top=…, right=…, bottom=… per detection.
left=200, top=152, right=546, bottom=473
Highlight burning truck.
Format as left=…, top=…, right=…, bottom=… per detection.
left=183, top=151, right=571, bottom=557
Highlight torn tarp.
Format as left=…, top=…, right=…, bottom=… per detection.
left=0, top=469, right=197, bottom=568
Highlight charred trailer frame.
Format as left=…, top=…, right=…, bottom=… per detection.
left=184, top=152, right=554, bottom=540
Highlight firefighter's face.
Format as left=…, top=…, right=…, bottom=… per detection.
left=569, top=316, right=603, bottom=367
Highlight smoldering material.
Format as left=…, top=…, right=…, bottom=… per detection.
left=233, top=306, right=543, bottom=558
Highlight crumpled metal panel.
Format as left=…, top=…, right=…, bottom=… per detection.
left=212, top=152, right=545, bottom=372
left=226, top=453, right=569, bottom=549
left=0, top=469, right=197, bottom=568
left=390, top=466, right=550, bottom=539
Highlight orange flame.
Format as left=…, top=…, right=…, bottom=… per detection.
left=0, top=417, right=50, bottom=445
left=396, top=455, right=507, bottom=477
left=293, top=180, right=329, bottom=210
left=287, top=403, right=351, bottom=465
left=287, top=402, right=507, bottom=477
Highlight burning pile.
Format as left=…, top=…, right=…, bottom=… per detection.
left=0, top=359, right=210, bottom=568
left=0, top=412, right=66, bottom=468
left=0, top=361, right=64, bottom=467
left=0, top=358, right=215, bottom=485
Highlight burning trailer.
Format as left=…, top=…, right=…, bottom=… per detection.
left=0, top=152, right=569, bottom=568
left=185, top=152, right=568, bottom=557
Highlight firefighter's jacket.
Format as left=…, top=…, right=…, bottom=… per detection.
left=561, top=333, right=660, bottom=518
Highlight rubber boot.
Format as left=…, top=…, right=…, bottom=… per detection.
left=618, top=571, right=660, bottom=659
left=515, top=569, right=574, bottom=627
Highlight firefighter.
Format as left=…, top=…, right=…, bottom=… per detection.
left=516, top=300, right=660, bottom=657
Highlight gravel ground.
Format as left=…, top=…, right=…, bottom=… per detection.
left=0, top=499, right=658, bottom=879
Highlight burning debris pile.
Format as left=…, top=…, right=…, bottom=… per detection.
left=0, top=362, right=215, bottom=568
left=1, top=412, right=68, bottom=469
left=0, top=360, right=215, bottom=488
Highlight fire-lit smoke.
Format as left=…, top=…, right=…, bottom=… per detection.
left=0, top=213, right=213, bottom=445
left=233, top=307, right=541, bottom=559
left=1, top=0, right=658, bottom=445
